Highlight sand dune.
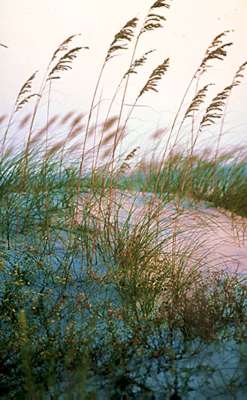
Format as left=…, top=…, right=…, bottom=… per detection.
left=75, top=190, right=247, bottom=276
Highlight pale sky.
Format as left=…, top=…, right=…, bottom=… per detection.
left=1, top=0, right=247, bottom=152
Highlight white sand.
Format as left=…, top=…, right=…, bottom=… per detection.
left=75, top=190, right=247, bottom=276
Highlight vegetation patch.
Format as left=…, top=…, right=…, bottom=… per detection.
left=1, top=0, right=247, bottom=398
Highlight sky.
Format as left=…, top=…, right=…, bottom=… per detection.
left=1, top=0, right=247, bottom=153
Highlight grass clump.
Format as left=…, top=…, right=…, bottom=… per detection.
left=119, top=150, right=247, bottom=217
left=1, top=0, right=247, bottom=398
left=0, top=154, right=246, bottom=398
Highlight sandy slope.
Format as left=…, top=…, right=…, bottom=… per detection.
left=75, top=190, right=247, bottom=276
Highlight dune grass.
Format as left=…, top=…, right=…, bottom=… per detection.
left=1, top=1, right=247, bottom=398
left=117, top=149, right=247, bottom=217
left=1, top=152, right=247, bottom=399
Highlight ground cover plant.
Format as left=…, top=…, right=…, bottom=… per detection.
left=117, top=149, right=247, bottom=217
left=1, top=1, right=247, bottom=398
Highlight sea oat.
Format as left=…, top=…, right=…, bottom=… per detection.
left=141, top=0, right=170, bottom=34
left=0, top=115, right=6, bottom=125
left=138, top=58, right=170, bottom=98
left=198, top=31, right=233, bottom=75
left=59, top=111, right=76, bottom=125
left=49, top=34, right=81, bottom=65
left=48, top=47, right=88, bottom=81
left=124, top=50, right=156, bottom=78
left=18, top=113, right=32, bottom=129
left=105, top=17, right=139, bottom=62
left=184, top=84, right=213, bottom=119
left=14, top=71, right=39, bottom=112
left=199, top=84, right=236, bottom=130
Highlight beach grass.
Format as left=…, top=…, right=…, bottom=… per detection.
left=1, top=1, right=247, bottom=398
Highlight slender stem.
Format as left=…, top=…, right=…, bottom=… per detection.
left=79, top=63, right=106, bottom=178
left=109, top=33, right=142, bottom=172
left=1, top=109, right=15, bottom=159
left=154, top=67, right=200, bottom=194
left=93, top=76, right=125, bottom=172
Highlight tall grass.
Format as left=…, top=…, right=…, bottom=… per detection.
left=117, top=149, right=247, bottom=217
left=1, top=1, right=247, bottom=398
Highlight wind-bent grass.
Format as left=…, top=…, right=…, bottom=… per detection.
left=1, top=1, right=247, bottom=398
left=0, top=149, right=246, bottom=398
left=117, top=149, right=247, bottom=217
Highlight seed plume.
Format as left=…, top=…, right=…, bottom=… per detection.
left=124, top=50, right=156, bottom=78
left=48, top=47, right=88, bottom=81
left=138, top=58, right=170, bottom=98
left=141, top=0, right=171, bottom=34
left=198, top=31, right=233, bottom=75
left=184, top=84, right=213, bottom=119
left=50, top=34, right=81, bottom=64
left=105, top=17, right=139, bottom=62
left=14, top=71, right=39, bottom=112
left=199, top=84, right=235, bottom=130
left=233, top=60, right=247, bottom=86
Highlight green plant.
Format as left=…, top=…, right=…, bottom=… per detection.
left=1, top=0, right=247, bottom=398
